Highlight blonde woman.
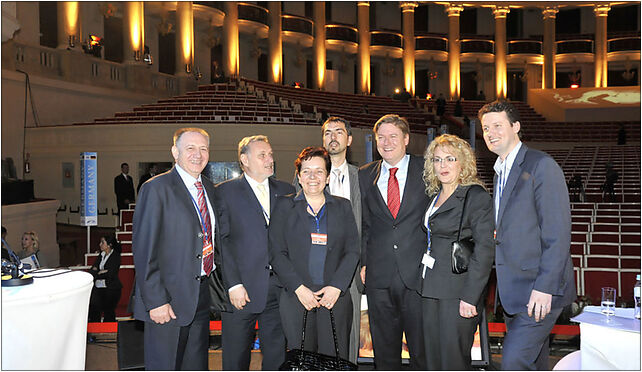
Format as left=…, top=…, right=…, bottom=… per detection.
left=19, top=231, right=48, bottom=267
left=420, top=134, right=495, bottom=370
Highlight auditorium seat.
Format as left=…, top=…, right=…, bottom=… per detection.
left=581, top=268, right=619, bottom=303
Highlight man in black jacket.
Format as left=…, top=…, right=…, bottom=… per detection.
left=114, top=163, right=135, bottom=212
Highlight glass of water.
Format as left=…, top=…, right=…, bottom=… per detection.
left=601, top=287, right=616, bottom=316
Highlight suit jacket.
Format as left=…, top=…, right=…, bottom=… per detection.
left=114, top=174, right=135, bottom=208
left=215, top=175, right=295, bottom=314
left=359, top=155, right=429, bottom=291
left=90, top=250, right=123, bottom=290
left=421, top=185, right=495, bottom=305
left=131, top=167, right=230, bottom=326
left=268, top=190, right=360, bottom=295
left=137, top=173, right=156, bottom=193
left=494, top=145, right=576, bottom=314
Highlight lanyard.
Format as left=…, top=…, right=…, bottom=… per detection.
left=425, top=191, right=440, bottom=253
left=307, top=203, right=326, bottom=233
left=188, top=192, right=211, bottom=241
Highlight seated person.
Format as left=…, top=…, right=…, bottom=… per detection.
left=19, top=231, right=47, bottom=268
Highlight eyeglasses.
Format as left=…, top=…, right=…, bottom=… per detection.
left=432, top=156, right=457, bottom=164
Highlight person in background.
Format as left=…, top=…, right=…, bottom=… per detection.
left=114, top=162, right=135, bottom=212
left=138, top=163, right=159, bottom=193
left=454, top=99, right=463, bottom=117
left=479, top=100, right=575, bottom=370
left=216, top=135, right=294, bottom=370
left=269, top=146, right=359, bottom=361
left=436, top=93, right=446, bottom=117
left=2, top=226, right=20, bottom=263
left=89, top=235, right=122, bottom=322
left=420, top=134, right=495, bottom=370
left=19, top=231, right=47, bottom=268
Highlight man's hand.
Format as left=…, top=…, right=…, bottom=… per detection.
left=459, top=300, right=478, bottom=318
left=295, top=285, right=320, bottom=311
left=149, top=303, right=176, bottom=324
left=229, top=285, right=251, bottom=310
left=314, top=286, right=341, bottom=309
left=527, top=289, right=552, bottom=322
left=360, top=266, right=366, bottom=285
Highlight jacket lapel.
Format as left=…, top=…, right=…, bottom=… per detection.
left=169, top=168, right=202, bottom=230
left=496, top=145, right=528, bottom=228
left=396, top=155, right=420, bottom=220
left=348, top=164, right=359, bottom=207
left=239, top=175, right=266, bottom=221
left=369, top=161, right=393, bottom=218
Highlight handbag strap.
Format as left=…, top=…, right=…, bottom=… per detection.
left=456, top=186, right=473, bottom=241
left=299, top=308, right=342, bottom=360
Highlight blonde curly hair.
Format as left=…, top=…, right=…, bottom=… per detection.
left=423, top=134, right=485, bottom=195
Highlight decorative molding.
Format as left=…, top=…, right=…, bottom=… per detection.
left=594, top=4, right=611, bottom=17
left=357, top=2, right=370, bottom=7
left=445, top=4, right=464, bottom=17
left=542, top=6, right=558, bottom=20
left=400, top=2, right=418, bottom=12
left=493, top=6, right=510, bottom=19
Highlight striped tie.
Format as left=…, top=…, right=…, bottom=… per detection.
left=387, top=167, right=400, bottom=219
left=195, top=181, right=213, bottom=276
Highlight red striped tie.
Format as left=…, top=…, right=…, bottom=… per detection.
left=195, top=181, right=213, bottom=276
left=387, top=167, right=400, bottom=219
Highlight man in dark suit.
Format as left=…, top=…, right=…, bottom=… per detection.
left=132, top=128, right=227, bottom=370
left=293, top=117, right=363, bottom=363
left=137, top=163, right=159, bottom=193
left=114, top=162, right=135, bottom=212
left=479, top=101, right=576, bottom=370
left=215, top=135, right=294, bottom=370
left=359, top=114, right=428, bottom=370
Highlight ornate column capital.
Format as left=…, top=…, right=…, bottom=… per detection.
left=358, top=1, right=370, bottom=7
left=492, top=6, right=510, bottom=19
left=594, top=4, right=611, bottom=16
left=445, top=3, right=464, bottom=17
left=400, top=2, right=418, bottom=12
left=542, top=6, right=559, bottom=19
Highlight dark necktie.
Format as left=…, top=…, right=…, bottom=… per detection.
left=387, top=167, right=400, bottom=219
left=195, top=181, right=213, bottom=276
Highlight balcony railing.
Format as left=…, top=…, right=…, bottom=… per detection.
left=557, top=39, right=593, bottom=54
left=238, top=3, right=268, bottom=26
left=461, top=39, right=494, bottom=54
left=508, top=40, right=542, bottom=55
left=370, top=31, right=402, bottom=48
left=608, top=37, right=641, bottom=52
left=193, top=2, right=224, bottom=12
left=282, top=14, right=313, bottom=36
left=325, top=24, right=358, bottom=43
left=415, top=36, right=448, bottom=52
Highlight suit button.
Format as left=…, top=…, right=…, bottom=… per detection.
left=392, top=225, right=397, bottom=229
left=195, top=275, right=201, bottom=281
left=197, top=254, right=202, bottom=259
left=494, top=239, right=500, bottom=245
left=198, top=232, right=204, bottom=238
left=393, top=244, right=398, bottom=249
left=265, top=265, right=270, bottom=270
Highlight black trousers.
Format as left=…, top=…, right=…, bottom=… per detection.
left=422, top=297, right=483, bottom=370
left=89, top=287, right=121, bottom=322
left=143, top=279, right=210, bottom=370
left=367, top=270, right=426, bottom=370
left=221, top=275, right=286, bottom=370
left=280, top=289, right=353, bottom=360
left=501, top=307, right=563, bottom=370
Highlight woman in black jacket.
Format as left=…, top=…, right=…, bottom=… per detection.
left=88, top=235, right=122, bottom=322
left=269, top=147, right=360, bottom=359
left=421, top=134, right=495, bottom=370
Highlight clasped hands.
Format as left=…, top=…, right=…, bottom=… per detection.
left=295, top=285, right=341, bottom=311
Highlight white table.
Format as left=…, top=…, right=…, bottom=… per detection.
left=571, top=305, right=641, bottom=370
left=2, top=270, right=93, bottom=370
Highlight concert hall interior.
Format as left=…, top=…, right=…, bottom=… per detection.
left=1, top=1, right=640, bottom=370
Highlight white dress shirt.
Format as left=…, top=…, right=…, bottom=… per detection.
left=376, top=154, right=410, bottom=205
left=244, top=173, right=270, bottom=221
left=330, top=160, right=350, bottom=200
left=95, top=249, right=114, bottom=288
left=493, top=141, right=522, bottom=221
left=175, top=164, right=216, bottom=275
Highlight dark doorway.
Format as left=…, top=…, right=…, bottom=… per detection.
left=103, top=16, right=124, bottom=63
left=415, top=5, right=428, bottom=33
left=158, top=32, right=176, bottom=75
left=461, top=71, right=477, bottom=101
left=306, top=59, right=313, bottom=89
left=370, top=63, right=377, bottom=96
left=39, top=2, right=57, bottom=48
left=608, top=5, right=639, bottom=32
left=416, top=69, right=429, bottom=99
left=507, top=71, right=525, bottom=101
left=210, top=44, right=223, bottom=83
left=258, top=53, right=268, bottom=82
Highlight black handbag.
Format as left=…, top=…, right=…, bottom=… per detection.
left=279, top=308, right=357, bottom=371
left=451, top=187, right=474, bottom=274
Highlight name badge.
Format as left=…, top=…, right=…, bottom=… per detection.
left=202, top=242, right=213, bottom=257
left=422, top=253, right=435, bottom=269
left=311, top=233, right=328, bottom=245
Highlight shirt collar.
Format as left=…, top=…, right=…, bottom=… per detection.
left=493, top=141, right=522, bottom=175
left=122, top=173, right=128, bottom=178
left=244, top=173, right=269, bottom=189
left=331, top=159, right=349, bottom=174
left=294, top=188, right=335, bottom=203
left=382, top=154, right=409, bottom=172
left=175, top=164, right=202, bottom=187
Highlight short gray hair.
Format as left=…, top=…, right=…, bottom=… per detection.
left=173, top=127, right=210, bottom=146
left=238, top=135, right=269, bottom=160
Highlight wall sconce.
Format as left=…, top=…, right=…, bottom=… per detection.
left=68, top=35, right=77, bottom=48
left=82, top=34, right=103, bottom=57
left=134, top=50, right=142, bottom=61
left=186, top=63, right=192, bottom=73
left=193, top=66, right=202, bottom=80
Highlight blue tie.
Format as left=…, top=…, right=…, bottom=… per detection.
left=495, top=165, right=505, bottom=222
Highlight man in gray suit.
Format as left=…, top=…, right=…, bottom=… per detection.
left=479, top=101, right=576, bottom=370
left=294, top=116, right=362, bottom=363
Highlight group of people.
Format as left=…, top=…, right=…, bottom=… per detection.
left=130, top=100, right=575, bottom=371
left=114, top=162, right=160, bottom=213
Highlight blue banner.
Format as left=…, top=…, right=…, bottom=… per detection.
left=80, top=152, right=98, bottom=226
